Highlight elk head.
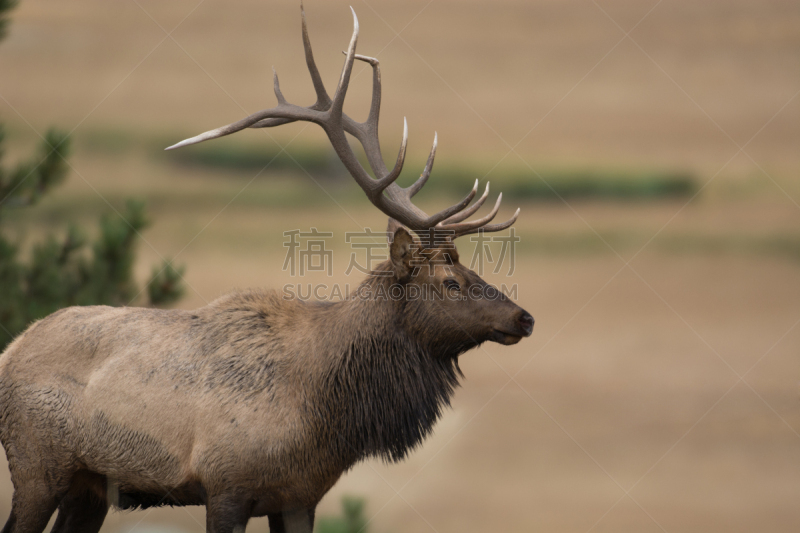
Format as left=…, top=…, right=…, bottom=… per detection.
left=167, top=5, right=534, bottom=348
left=382, top=219, right=533, bottom=351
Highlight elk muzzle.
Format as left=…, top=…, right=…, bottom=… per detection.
left=491, top=310, right=534, bottom=345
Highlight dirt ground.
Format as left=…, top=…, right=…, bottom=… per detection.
left=0, top=1, right=799, bottom=532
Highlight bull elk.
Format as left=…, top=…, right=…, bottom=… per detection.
left=0, top=6, right=533, bottom=533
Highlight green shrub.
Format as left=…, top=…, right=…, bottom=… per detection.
left=316, top=496, right=369, bottom=533
left=0, top=0, right=185, bottom=351
left=0, top=130, right=186, bottom=351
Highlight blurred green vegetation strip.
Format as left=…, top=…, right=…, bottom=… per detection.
left=433, top=166, right=696, bottom=201
left=156, top=139, right=696, bottom=201
left=510, top=231, right=800, bottom=262
left=161, top=139, right=337, bottom=175
left=77, top=128, right=696, bottom=201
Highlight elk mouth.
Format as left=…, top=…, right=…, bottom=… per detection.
left=491, top=313, right=534, bottom=345
left=490, top=329, right=524, bottom=345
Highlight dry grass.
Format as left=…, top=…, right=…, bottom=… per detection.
left=0, top=0, right=799, bottom=532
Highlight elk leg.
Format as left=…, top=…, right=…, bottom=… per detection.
left=266, top=508, right=315, bottom=533
left=49, top=487, right=108, bottom=533
left=1, top=483, right=60, bottom=533
left=206, top=493, right=251, bottom=533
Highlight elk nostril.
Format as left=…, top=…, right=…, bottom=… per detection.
left=518, top=312, right=534, bottom=334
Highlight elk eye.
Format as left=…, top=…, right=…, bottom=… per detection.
left=443, top=278, right=461, bottom=291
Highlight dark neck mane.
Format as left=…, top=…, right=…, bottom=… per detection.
left=313, top=273, right=464, bottom=465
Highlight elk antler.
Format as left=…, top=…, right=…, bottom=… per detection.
left=166, top=6, right=519, bottom=240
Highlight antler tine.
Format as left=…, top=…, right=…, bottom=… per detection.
left=440, top=182, right=490, bottom=225
left=329, top=7, right=359, bottom=119
left=374, top=117, right=407, bottom=192
left=250, top=2, right=343, bottom=131
left=454, top=208, right=521, bottom=238
left=443, top=192, right=503, bottom=236
left=164, top=103, right=321, bottom=150
left=272, top=68, right=287, bottom=105
left=249, top=4, right=332, bottom=131
left=407, top=132, right=437, bottom=198
left=301, top=2, right=332, bottom=108
left=352, top=53, right=379, bottom=66
left=350, top=53, right=381, bottom=132
left=338, top=51, right=386, bottom=180
left=423, top=179, right=479, bottom=227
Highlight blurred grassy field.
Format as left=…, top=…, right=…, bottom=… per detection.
left=1, top=0, right=799, bottom=532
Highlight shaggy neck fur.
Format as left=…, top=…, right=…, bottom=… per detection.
left=311, top=272, right=471, bottom=465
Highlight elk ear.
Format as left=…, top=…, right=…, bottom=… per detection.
left=386, top=217, right=406, bottom=239
left=390, top=227, right=416, bottom=282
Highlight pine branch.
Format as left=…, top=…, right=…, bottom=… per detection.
left=0, top=128, right=70, bottom=211
left=0, top=3, right=186, bottom=352
left=0, top=0, right=18, bottom=41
